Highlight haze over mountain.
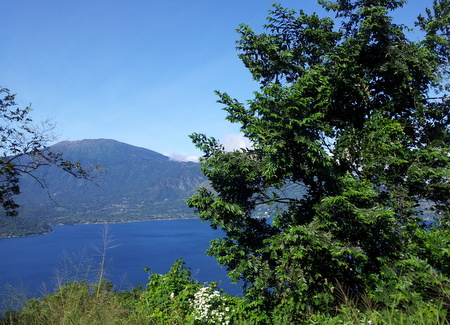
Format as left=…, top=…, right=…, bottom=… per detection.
left=1, top=139, right=207, bottom=237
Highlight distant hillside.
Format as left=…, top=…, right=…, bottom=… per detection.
left=2, top=139, right=207, bottom=236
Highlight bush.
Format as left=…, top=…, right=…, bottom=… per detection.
left=2, top=259, right=449, bottom=324
left=1, top=280, right=126, bottom=325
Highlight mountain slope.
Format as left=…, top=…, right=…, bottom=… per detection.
left=13, top=139, right=206, bottom=228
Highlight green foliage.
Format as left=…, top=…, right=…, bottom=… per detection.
left=0, top=259, right=273, bottom=324
left=1, top=281, right=126, bottom=325
left=4, top=0, right=450, bottom=322
left=188, top=0, right=450, bottom=321
left=119, top=259, right=249, bottom=324
left=128, top=259, right=200, bottom=323
left=2, top=259, right=450, bottom=324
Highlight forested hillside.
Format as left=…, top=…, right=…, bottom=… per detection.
left=0, top=139, right=206, bottom=237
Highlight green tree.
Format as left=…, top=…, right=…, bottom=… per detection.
left=188, top=0, right=450, bottom=320
left=0, top=87, right=92, bottom=216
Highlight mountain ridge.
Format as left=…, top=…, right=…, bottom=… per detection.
left=1, top=139, right=206, bottom=237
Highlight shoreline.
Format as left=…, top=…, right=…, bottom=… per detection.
left=0, top=216, right=201, bottom=239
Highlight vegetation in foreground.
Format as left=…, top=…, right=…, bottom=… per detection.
left=2, top=0, right=450, bottom=323
left=1, top=259, right=449, bottom=325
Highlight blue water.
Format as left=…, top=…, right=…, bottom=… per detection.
left=0, top=219, right=241, bottom=303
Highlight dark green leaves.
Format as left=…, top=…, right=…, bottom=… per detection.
left=190, top=0, right=450, bottom=320
left=236, top=4, right=341, bottom=86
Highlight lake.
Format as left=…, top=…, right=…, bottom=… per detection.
left=0, top=219, right=242, bottom=308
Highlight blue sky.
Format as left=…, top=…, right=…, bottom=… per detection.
left=1, top=0, right=433, bottom=161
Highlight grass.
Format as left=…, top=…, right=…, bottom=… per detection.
left=1, top=270, right=448, bottom=324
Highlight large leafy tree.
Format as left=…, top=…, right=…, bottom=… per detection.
left=0, top=87, right=92, bottom=216
left=188, top=0, right=450, bottom=319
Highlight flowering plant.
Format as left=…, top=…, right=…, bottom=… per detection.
left=191, top=286, right=231, bottom=324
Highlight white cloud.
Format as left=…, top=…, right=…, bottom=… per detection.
left=223, top=133, right=252, bottom=151
left=165, top=153, right=199, bottom=162
left=164, top=133, right=251, bottom=162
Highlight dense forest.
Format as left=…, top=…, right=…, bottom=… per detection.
left=0, top=217, right=52, bottom=238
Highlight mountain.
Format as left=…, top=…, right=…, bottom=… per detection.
left=2, top=139, right=207, bottom=236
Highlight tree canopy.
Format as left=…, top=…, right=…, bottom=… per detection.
left=0, top=87, right=92, bottom=216
left=188, top=0, right=450, bottom=320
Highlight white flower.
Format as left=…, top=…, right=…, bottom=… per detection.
left=191, top=286, right=232, bottom=324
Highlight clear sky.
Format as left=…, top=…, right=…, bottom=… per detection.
left=1, top=0, right=433, bottom=161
